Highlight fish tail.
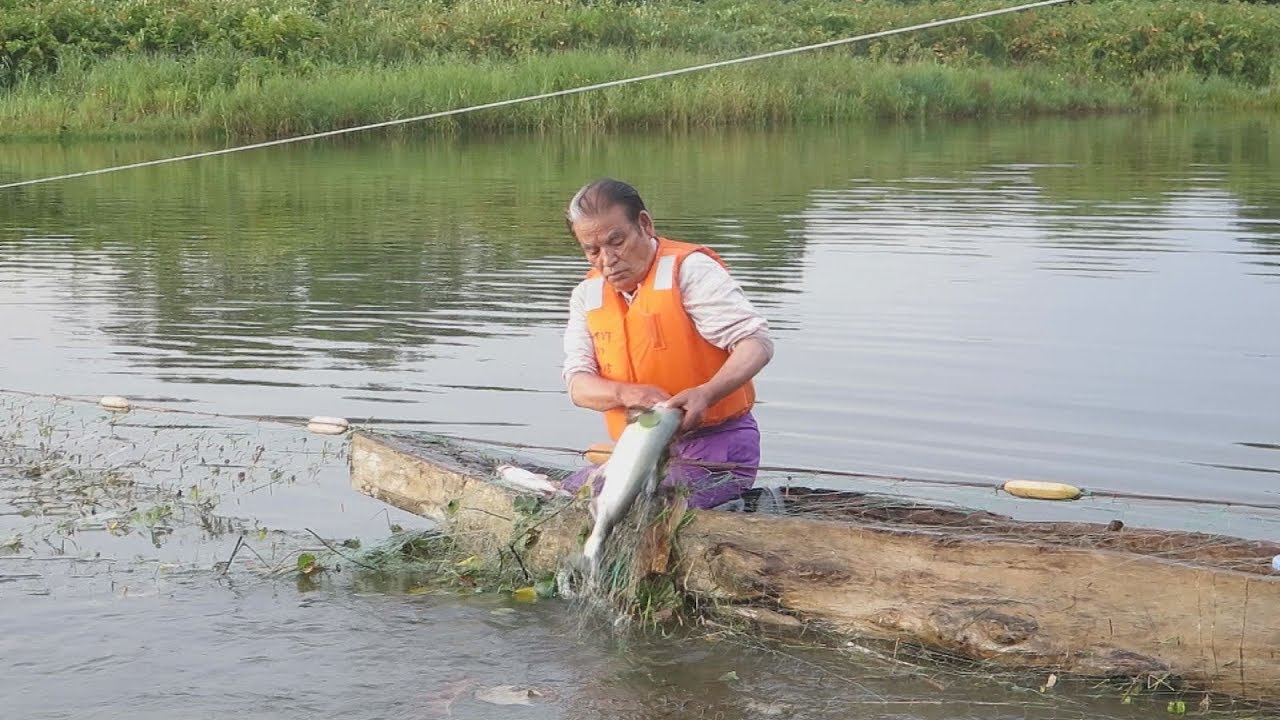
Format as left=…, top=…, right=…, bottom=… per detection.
left=581, top=533, right=604, bottom=572
left=557, top=553, right=590, bottom=599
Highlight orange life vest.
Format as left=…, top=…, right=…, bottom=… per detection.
left=584, top=237, right=756, bottom=440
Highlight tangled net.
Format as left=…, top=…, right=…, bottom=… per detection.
left=5, top=390, right=1280, bottom=718
left=355, top=424, right=1280, bottom=717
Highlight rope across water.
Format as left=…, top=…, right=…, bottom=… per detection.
left=0, top=0, right=1074, bottom=192
left=6, top=0, right=1271, bottom=515
left=4, top=387, right=1278, bottom=514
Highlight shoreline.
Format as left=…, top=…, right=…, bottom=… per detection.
left=2, top=53, right=1277, bottom=143
left=1, top=0, right=1278, bottom=141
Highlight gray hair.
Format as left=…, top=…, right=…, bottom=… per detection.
left=565, top=178, right=647, bottom=232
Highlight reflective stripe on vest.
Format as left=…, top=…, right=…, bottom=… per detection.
left=584, top=237, right=756, bottom=441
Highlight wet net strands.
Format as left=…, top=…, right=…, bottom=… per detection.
left=6, top=389, right=1280, bottom=715
left=364, top=425, right=1280, bottom=572
left=345, top=425, right=1280, bottom=710
left=0, top=391, right=352, bottom=584
left=4, top=387, right=1279, bottom=548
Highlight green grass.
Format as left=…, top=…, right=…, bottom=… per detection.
left=2, top=0, right=1280, bottom=139
left=4, top=50, right=1276, bottom=141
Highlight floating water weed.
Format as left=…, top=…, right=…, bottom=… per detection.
left=0, top=391, right=346, bottom=583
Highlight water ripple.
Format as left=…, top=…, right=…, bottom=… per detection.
left=2, top=117, right=1279, bottom=508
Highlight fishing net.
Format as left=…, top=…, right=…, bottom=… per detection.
left=4, top=389, right=1280, bottom=718
left=362, top=424, right=1280, bottom=576
left=349, top=423, right=1280, bottom=716
left=0, top=390, right=355, bottom=593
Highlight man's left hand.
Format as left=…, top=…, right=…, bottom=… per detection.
left=664, top=385, right=714, bottom=433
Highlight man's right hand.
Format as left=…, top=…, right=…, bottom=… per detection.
left=617, top=383, right=670, bottom=410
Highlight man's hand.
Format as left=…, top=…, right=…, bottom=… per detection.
left=568, top=373, right=669, bottom=412
left=664, top=385, right=713, bottom=433
left=618, top=383, right=670, bottom=410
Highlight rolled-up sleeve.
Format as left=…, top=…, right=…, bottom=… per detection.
left=562, top=279, right=599, bottom=389
left=679, top=252, right=773, bottom=355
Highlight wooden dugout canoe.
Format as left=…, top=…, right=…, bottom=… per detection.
left=348, top=430, right=1280, bottom=705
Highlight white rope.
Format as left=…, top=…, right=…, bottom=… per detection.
left=7, top=385, right=1280, bottom=514
left=0, top=0, right=1072, bottom=192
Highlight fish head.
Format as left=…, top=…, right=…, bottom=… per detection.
left=628, top=405, right=683, bottom=430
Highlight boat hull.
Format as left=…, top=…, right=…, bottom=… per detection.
left=348, top=430, right=1280, bottom=705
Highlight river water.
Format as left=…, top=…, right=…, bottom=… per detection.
left=2, top=113, right=1278, bottom=718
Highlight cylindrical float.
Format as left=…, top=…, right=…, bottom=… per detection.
left=306, top=416, right=350, bottom=435
left=1002, top=479, right=1083, bottom=501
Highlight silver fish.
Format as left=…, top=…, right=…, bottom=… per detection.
left=579, top=404, right=683, bottom=578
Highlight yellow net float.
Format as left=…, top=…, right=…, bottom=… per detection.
left=1002, top=479, right=1083, bottom=501
left=583, top=442, right=614, bottom=465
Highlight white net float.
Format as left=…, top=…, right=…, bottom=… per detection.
left=98, top=395, right=131, bottom=412
left=306, top=416, right=350, bottom=435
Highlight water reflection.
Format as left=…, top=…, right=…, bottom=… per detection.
left=3, top=573, right=1201, bottom=720
left=0, top=395, right=1201, bottom=720
left=1, top=113, right=1278, bottom=507
left=4, top=112, right=1280, bottom=718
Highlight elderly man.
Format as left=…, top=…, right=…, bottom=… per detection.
left=558, top=178, right=774, bottom=509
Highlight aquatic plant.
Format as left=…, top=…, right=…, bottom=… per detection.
left=5, top=390, right=1278, bottom=716
left=0, top=391, right=345, bottom=582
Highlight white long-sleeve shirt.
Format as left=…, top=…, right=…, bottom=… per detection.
left=561, top=250, right=773, bottom=390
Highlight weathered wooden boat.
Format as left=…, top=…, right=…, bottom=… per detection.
left=348, top=429, right=1280, bottom=706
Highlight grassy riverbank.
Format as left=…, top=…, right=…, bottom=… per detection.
left=2, top=0, right=1279, bottom=139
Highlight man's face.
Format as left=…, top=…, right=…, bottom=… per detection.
left=571, top=205, right=657, bottom=293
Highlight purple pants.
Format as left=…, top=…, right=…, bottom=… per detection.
left=559, top=412, right=761, bottom=509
